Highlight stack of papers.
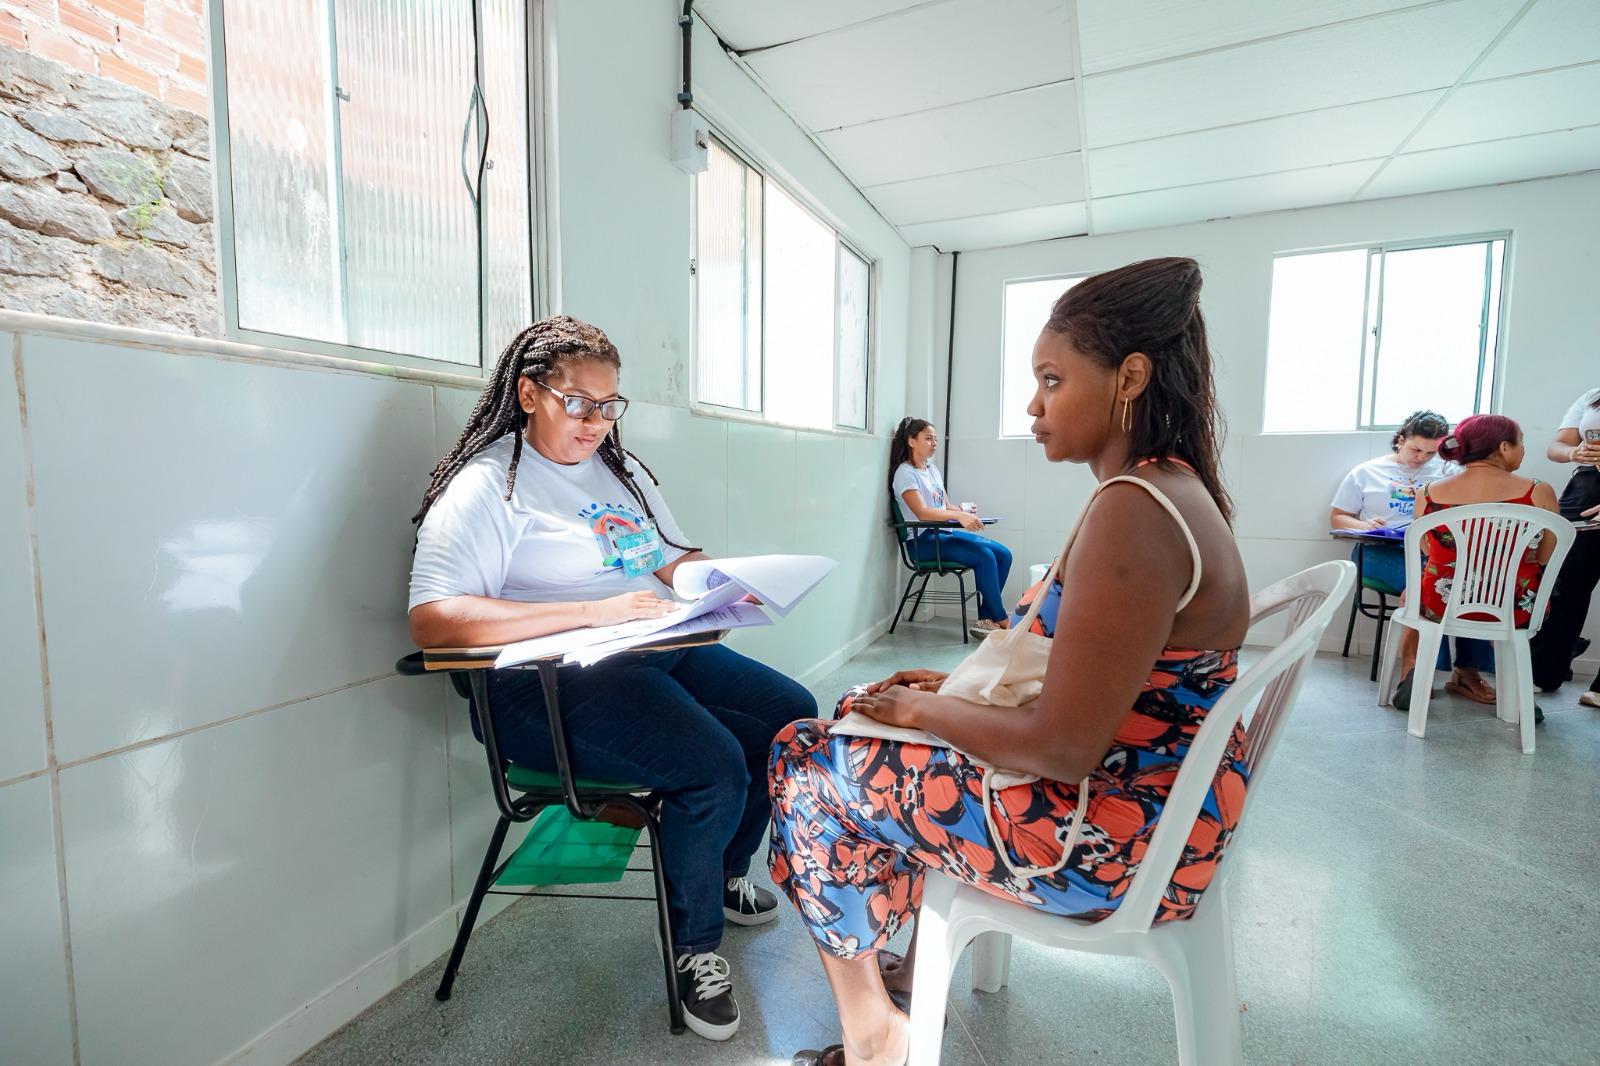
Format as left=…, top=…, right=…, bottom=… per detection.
left=494, top=554, right=837, bottom=669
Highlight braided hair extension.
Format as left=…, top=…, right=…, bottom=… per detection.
left=412, top=315, right=698, bottom=553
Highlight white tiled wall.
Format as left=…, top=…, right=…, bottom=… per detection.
left=0, top=319, right=901, bottom=1066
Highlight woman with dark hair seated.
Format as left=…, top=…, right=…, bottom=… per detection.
left=773, top=259, right=1250, bottom=1066
left=887, top=417, right=1013, bottom=638
left=1390, top=414, right=1562, bottom=715
left=1330, top=410, right=1497, bottom=704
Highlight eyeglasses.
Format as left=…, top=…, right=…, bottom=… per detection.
left=534, top=380, right=630, bottom=421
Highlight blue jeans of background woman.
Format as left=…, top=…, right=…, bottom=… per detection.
left=482, top=645, right=815, bottom=954
left=912, top=529, right=1013, bottom=622
left=1354, top=542, right=1494, bottom=673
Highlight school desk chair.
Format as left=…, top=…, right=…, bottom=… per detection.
left=888, top=495, right=978, bottom=643
left=396, top=629, right=728, bottom=1036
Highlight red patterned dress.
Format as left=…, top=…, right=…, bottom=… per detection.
left=1417, top=484, right=1545, bottom=627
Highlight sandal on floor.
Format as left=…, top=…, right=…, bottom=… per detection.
left=1444, top=679, right=1497, bottom=705
left=1392, top=669, right=1415, bottom=711
left=792, top=1047, right=845, bottom=1066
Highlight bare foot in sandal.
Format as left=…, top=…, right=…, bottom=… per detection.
left=1445, top=669, right=1497, bottom=704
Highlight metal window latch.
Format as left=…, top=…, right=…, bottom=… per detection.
left=688, top=258, right=697, bottom=276
left=335, top=86, right=351, bottom=102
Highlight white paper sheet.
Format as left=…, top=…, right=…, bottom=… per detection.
left=493, top=580, right=748, bottom=668
left=566, top=600, right=772, bottom=666
left=672, top=554, right=836, bottom=616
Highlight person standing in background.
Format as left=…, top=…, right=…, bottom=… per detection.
left=1530, top=388, right=1600, bottom=705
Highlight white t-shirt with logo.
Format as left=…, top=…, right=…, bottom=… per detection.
left=891, top=461, right=948, bottom=526
left=408, top=434, right=692, bottom=611
left=1331, top=454, right=1456, bottom=527
left=1560, top=387, right=1600, bottom=442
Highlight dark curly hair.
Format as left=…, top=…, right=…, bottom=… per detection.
left=413, top=315, right=696, bottom=555
left=1391, top=409, right=1450, bottom=452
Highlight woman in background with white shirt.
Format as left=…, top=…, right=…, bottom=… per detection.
left=408, top=316, right=815, bottom=1042
left=1530, top=387, right=1600, bottom=704
left=888, top=417, right=1013, bottom=638
left=1329, top=410, right=1495, bottom=703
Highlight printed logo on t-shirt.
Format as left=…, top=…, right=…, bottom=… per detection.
left=1387, top=479, right=1419, bottom=518
left=580, top=501, right=649, bottom=568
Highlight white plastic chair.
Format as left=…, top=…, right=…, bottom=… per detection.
left=906, top=561, right=1356, bottom=1066
left=1375, top=503, right=1575, bottom=755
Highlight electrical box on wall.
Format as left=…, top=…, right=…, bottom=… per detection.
left=671, top=108, right=710, bottom=174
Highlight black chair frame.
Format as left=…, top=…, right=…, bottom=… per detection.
left=1340, top=541, right=1399, bottom=682
left=889, top=517, right=979, bottom=644
left=396, top=650, right=686, bottom=1035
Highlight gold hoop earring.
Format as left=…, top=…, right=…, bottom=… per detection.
left=1121, top=398, right=1132, bottom=433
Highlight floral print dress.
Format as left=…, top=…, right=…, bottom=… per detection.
left=1417, top=484, right=1545, bottom=627
left=766, top=572, right=1248, bottom=960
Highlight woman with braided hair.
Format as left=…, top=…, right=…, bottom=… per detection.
left=408, top=315, right=816, bottom=1041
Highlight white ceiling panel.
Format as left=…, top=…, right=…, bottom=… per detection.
left=1082, top=0, right=1520, bottom=147
left=1078, top=0, right=1427, bottom=75
left=818, top=82, right=1079, bottom=187
left=694, top=0, right=934, bottom=52
left=1411, top=63, right=1600, bottom=150
left=1090, top=92, right=1440, bottom=196
left=1093, top=161, right=1380, bottom=233
left=897, top=202, right=1088, bottom=250
left=1360, top=124, right=1600, bottom=198
left=865, top=154, right=1084, bottom=224
left=1470, top=0, right=1600, bottom=80
left=744, top=0, right=1072, bottom=131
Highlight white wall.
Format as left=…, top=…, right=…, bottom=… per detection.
left=0, top=4, right=917, bottom=1064
left=932, top=171, right=1600, bottom=664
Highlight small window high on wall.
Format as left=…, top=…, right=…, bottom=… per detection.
left=1000, top=276, right=1082, bottom=438
left=693, top=136, right=873, bottom=432
left=1262, top=236, right=1506, bottom=433
left=208, top=0, right=538, bottom=371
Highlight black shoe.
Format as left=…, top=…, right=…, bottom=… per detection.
left=723, top=876, right=780, bottom=926
left=676, top=952, right=739, bottom=1041
left=1535, top=704, right=1545, bottom=725
left=1393, top=669, right=1414, bottom=711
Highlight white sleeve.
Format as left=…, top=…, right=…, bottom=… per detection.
left=1330, top=467, right=1364, bottom=515
left=1560, top=389, right=1600, bottom=430
left=407, top=468, right=517, bottom=612
left=625, top=457, right=692, bottom=563
left=891, top=463, right=919, bottom=502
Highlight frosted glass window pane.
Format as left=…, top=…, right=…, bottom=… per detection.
left=1479, top=239, right=1504, bottom=411
left=335, top=0, right=478, bottom=365
left=222, top=0, right=342, bottom=344
left=1262, top=250, right=1368, bottom=433
left=1371, top=243, right=1491, bottom=426
left=482, top=0, right=535, bottom=359
left=763, top=183, right=836, bottom=430
left=695, top=141, right=760, bottom=410
left=1001, top=277, right=1079, bottom=438
left=836, top=247, right=870, bottom=429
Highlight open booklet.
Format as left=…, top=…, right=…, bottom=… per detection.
left=494, top=554, right=837, bottom=669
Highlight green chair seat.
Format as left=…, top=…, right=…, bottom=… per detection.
left=1359, top=576, right=1403, bottom=596
left=913, top=560, right=971, bottom=574
left=505, top=763, right=644, bottom=793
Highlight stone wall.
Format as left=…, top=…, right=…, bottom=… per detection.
left=0, top=42, right=216, bottom=337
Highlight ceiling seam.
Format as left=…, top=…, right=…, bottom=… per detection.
left=811, top=77, right=1076, bottom=134
left=1066, top=0, right=1095, bottom=234
left=861, top=150, right=1083, bottom=192
left=724, top=0, right=960, bottom=56
left=1079, top=0, right=1463, bottom=79
left=1351, top=0, right=1542, bottom=201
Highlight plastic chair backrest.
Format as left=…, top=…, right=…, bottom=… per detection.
left=1096, top=560, right=1356, bottom=936
left=1401, top=502, right=1575, bottom=638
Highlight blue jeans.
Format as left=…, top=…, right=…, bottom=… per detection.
left=483, top=645, right=816, bottom=953
left=911, top=529, right=1014, bottom=622
left=1353, top=543, right=1494, bottom=673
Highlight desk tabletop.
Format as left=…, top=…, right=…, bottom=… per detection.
left=421, top=629, right=729, bottom=671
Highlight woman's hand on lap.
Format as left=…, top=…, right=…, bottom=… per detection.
left=867, top=668, right=948, bottom=694
left=586, top=591, right=678, bottom=627
left=850, top=684, right=925, bottom=728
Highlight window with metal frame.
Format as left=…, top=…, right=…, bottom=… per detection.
left=206, top=0, right=538, bottom=373
left=999, top=274, right=1084, bottom=438
left=692, top=134, right=874, bottom=432
left=1263, top=236, right=1507, bottom=433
